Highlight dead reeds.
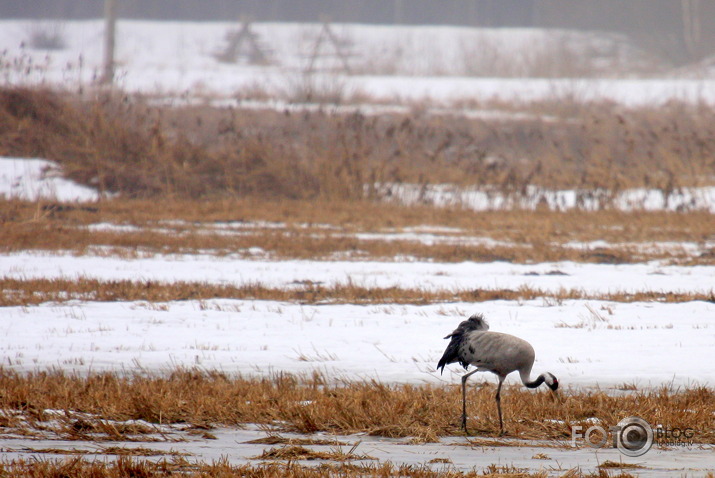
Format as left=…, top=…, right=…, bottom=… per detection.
left=0, top=369, right=712, bottom=445
left=2, top=87, right=715, bottom=203
left=0, top=457, right=587, bottom=478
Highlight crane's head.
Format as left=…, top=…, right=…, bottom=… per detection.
left=544, top=372, right=561, bottom=403
left=544, top=372, right=559, bottom=391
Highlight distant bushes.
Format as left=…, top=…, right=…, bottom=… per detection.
left=1, top=87, right=714, bottom=203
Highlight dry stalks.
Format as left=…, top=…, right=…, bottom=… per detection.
left=1, top=277, right=712, bottom=307
left=0, top=369, right=712, bottom=445
left=2, top=87, right=715, bottom=203
left=0, top=456, right=591, bottom=478
left=2, top=199, right=713, bottom=265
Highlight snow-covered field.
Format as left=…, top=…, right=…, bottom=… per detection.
left=1, top=16, right=714, bottom=390
left=2, top=19, right=715, bottom=107
left=2, top=295, right=713, bottom=389
left=0, top=157, right=106, bottom=202
left=1, top=157, right=714, bottom=390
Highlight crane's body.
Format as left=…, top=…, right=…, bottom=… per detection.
left=437, top=314, right=559, bottom=434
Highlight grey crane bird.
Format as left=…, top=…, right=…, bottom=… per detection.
left=437, top=313, right=559, bottom=435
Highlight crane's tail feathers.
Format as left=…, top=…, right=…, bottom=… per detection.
left=437, top=337, right=460, bottom=374
left=436, top=359, right=447, bottom=375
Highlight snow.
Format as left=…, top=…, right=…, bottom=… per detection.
left=1, top=298, right=713, bottom=388
left=3, top=252, right=715, bottom=297
left=0, top=157, right=103, bottom=202
left=2, top=19, right=715, bottom=106
left=0, top=153, right=714, bottom=389
left=381, top=183, right=715, bottom=213
left=1, top=251, right=714, bottom=388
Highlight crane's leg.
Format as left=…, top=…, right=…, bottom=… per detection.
left=495, top=375, right=506, bottom=435
left=460, top=369, right=479, bottom=434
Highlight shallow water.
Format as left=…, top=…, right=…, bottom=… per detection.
left=2, top=424, right=712, bottom=477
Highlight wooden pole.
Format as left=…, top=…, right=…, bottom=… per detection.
left=101, top=0, right=117, bottom=85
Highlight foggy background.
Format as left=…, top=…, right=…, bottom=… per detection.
left=2, top=0, right=714, bottom=67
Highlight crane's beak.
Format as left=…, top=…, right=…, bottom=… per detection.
left=550, top=389, right=563, bottom=404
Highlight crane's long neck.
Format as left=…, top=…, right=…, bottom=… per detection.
left=522, top=373, right=546, bottom=389
left=519, top=369, right=558, bottom=391
left=518, top=365, right=545, bottom=388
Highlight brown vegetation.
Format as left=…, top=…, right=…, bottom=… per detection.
left=1, top=86, right=713, bottom=268
left=0, top=456, right=640, bottom=478
left=1, top=87, right=715, bottom=203
left=1, top=199, right=714, bottom=265
left=1, top=369, right=712, bottom=444
left=1, top=277, right=712, bottom=307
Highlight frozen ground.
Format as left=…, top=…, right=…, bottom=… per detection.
left=1, top=424, right=713, bottom=477
left=1, top=298, right=713, bottom=389
left=1, top=156, right=714, bottom=388
left=3, top=251, right=715, bottom=297
left=2, top=19, right=715, bottom=107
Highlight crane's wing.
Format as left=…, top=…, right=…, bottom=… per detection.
left=436, top=314, right=489, bottom=374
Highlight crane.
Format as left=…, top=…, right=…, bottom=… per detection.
left=437, top=313, right=559, bottom=435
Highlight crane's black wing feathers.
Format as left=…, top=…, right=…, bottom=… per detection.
left=436, top=314, right=489, bottom=374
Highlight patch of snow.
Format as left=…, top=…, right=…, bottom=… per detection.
left=0, top=158, right=102, bottom=202
left=379, top=183, right=715, bottom=213
left=0, top=299, right=712, bottom=389
left=2, top=252, right=714, bottom=296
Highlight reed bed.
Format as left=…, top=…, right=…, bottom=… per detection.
left=1, top=369, right=712, bottom=445
left=2, top=87, right=715, bottom=204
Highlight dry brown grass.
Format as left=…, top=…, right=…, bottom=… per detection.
left=12, top=446, right=188, bottom=457
left=597, top=460, right=643, bottom=469
left=0, top=456, right=658, bottom=478
left=1, top=277, right=712, bottom=307
left=1, top=369, right=712, bottom=445
left=5, top=197, right=713, bottom=245
left=0, top=457, right=569, bottom=478
left=2, top=198, right=714, bottom=265
left=253, top=443, right=376, bottom=462
left=2, top=87, right=715, bottom=204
